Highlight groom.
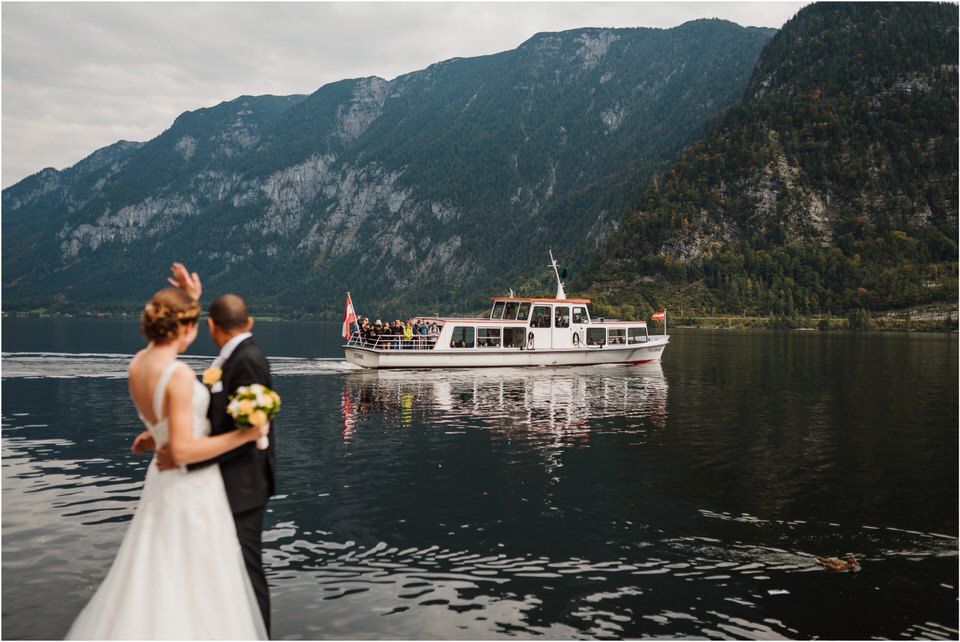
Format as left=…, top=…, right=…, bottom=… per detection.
left=133, top=263, right=276, bottom=634
left=199, top=291, right=276, bottom=634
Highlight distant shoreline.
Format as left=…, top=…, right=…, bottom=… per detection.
left=5, top=309, right=956, bottom=333
left=663, top=312, right=958, bottom=333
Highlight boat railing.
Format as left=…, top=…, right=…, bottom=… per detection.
left=346, top=332, right=440, bottom=351
left=345, top=325, right=660, bottom=351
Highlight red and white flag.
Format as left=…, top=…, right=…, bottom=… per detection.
left=651, top=310, right=666, bottom=321
left=342, top=292, right=358, bottom=339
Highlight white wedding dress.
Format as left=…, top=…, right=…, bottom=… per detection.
left=67, top=361, right=267, bottom=640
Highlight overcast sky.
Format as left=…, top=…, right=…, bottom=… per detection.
left=1, top=1, right=806, bottom=189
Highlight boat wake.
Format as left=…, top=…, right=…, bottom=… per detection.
left=0, top=352, right=360, bottom=379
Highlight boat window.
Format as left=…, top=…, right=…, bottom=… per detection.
left=450, top=326, right=475, bottom=348
left=628, top=327, right=649, bottom=344
left=587, top=327, right=606, bottom=346
left=609, top=328, right=626, bottom=345
left=491, top=301, right=506, bottom=319
left=555, top=306, right=570, bottom=328
left=503, top=327, right=525, bottom=348
left=531, top=305, right=552, bottom=328
left=478, top=328, right=501, bottom=348
left=572, top=306, right=590, bottom=324
left=517, top=302, right=531, bottom=321
left=504, top=301, right=519, bottom=320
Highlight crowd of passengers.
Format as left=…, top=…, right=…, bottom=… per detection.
left=352, top=317, right=441, bottom=349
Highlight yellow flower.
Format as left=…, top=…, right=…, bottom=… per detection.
left=237, top=399, right=255, bottom=415
left=202, top=367, right=222, bottom=386
left=249, top=409, right=268, bottom=426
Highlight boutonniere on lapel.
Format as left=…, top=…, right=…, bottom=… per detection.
left=202, top=367, right=223, bottom=389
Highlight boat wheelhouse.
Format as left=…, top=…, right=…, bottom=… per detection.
left=343, top=253, right=669, bottom=369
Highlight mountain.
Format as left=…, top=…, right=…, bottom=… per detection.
left=2, top=21, right=775, bottom=317
left=576, top=2, right=958, bottom=320
left=3, top=94, right=307, bottom=312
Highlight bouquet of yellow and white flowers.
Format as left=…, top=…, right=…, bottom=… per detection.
left=227, top=383, right=281, bottom=450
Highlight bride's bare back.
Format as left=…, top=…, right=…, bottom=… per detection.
left=128, top=348, right=180, bottom=425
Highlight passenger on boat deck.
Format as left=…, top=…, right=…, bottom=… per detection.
left=387, top=320, right=400, bottom=349
left=381, top=321, right=392, bottom=349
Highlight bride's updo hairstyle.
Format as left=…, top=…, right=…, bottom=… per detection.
left=141, top=288, right=201, bottom=343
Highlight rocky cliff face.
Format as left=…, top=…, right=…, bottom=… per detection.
left=3, top=21, right=775, bottom=316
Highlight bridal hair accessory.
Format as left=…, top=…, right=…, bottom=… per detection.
left=227, top=383, right=281, bottom=450
left=202, top=367, right=223, bottom=387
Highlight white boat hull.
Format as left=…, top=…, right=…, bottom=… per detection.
left=344, top=336, right=669, bottom=369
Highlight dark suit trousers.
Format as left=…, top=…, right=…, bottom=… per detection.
left=235, top=506, right=270, bottom=636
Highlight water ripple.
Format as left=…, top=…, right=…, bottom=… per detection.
left=253, top=511, right=959, bottom=639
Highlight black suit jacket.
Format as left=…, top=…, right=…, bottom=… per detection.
left=199, top=337, right=277, bottom=515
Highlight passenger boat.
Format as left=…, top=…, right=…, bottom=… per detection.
left=343, top=252, right=669, bottom=369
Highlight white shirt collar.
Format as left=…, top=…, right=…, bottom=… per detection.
left=213, top=332, right=252, bottom=367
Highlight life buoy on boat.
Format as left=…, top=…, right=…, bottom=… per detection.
left=527, top=332, right=535, bottom=350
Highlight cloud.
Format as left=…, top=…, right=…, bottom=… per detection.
left=1, top=2, right=805, bottom=188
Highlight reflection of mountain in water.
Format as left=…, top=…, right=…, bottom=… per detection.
left=341, top=364, right=668, bottom=470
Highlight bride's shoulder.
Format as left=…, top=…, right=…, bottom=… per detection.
left=167, top=362, right=198, bottom=386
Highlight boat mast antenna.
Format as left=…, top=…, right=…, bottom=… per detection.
left=549, top=249, right=566, bottom=300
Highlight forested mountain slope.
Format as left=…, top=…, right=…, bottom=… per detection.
left=576, top=3, right=958, bottom=320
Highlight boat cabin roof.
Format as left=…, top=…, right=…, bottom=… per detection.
left=489, top=296, right=591, bottom=304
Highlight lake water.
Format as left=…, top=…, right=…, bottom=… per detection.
left=2, top=318, right=957, bottom=640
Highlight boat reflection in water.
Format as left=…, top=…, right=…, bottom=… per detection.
left=340, top=363, right=667, bottom=469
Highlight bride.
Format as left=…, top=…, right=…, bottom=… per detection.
left=67, top=287, right=269, bottom=640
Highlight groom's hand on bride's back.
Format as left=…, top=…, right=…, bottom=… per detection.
left=131, top=431, right=155, bottom=454
left=131, top=432, right=177, bottom=470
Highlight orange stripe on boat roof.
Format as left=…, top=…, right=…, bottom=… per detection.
left=489, top=297, right=592, bottom=304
